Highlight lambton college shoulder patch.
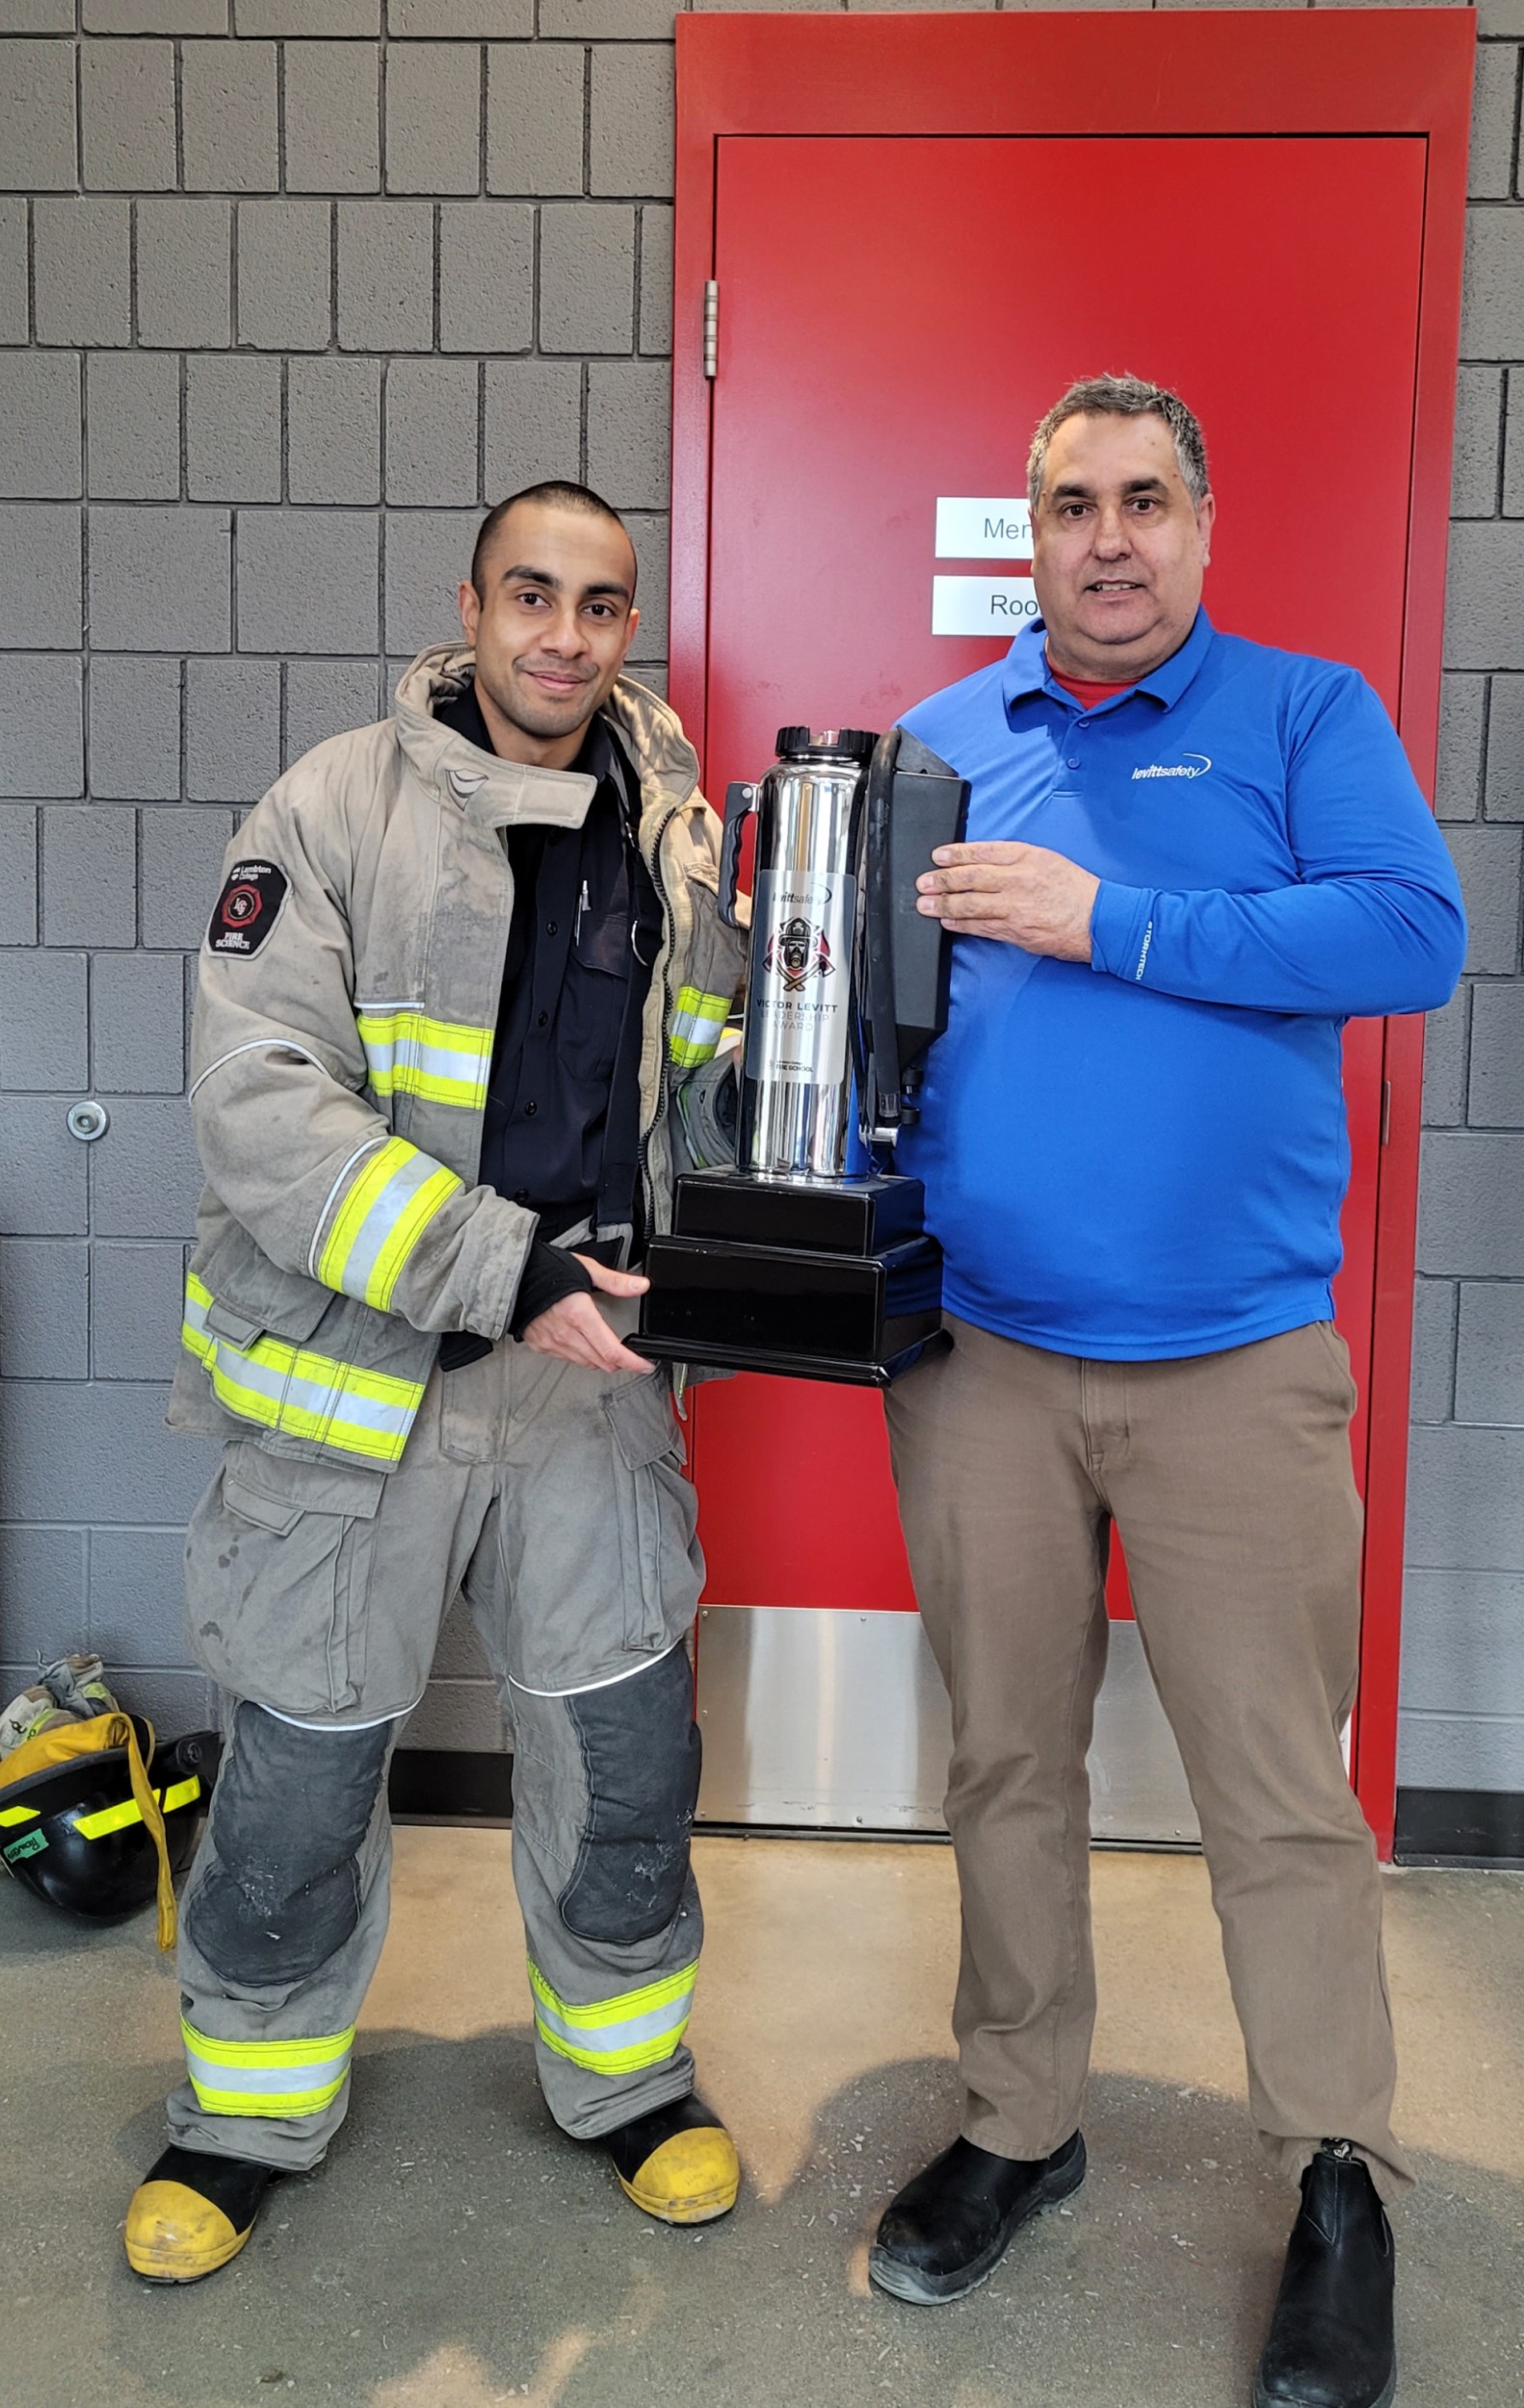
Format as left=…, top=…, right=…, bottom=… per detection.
left=207, top=859, right=290, bottom=957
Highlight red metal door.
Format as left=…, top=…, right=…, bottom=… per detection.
left=673, top=14, right=1473, bottom=1851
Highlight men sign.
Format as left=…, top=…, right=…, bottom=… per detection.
left=933, top=496, right=1034, bottom=556
left=933, top=497, right=1036, bottom=636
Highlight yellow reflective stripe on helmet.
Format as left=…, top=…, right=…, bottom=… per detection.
left=356, top=1008, right=493, bottom=1111
left=73, top=1775, right=200, bottom=1842
left=0, top=1804, right=40, bottom=1826
left=669, top=986, right=731, bottom=1069
left=315, top=1137, right=464, bottom=1311
left=74, top=1797, right=142, bottom=1839
left=182, top=1273, right=424, bottom=1467
left=525, top=1957, right=697, bottom=2078
left=181, top=2017, right=355, bottom=2121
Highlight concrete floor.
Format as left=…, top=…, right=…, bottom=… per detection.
left=3, top=1833, right=1521, bottom=2408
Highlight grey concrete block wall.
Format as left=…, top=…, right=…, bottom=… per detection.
left=0, top=1, right=1519, bottom=1785
left=284, top=43, right=381, bottom=195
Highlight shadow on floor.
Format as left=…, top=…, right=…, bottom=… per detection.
left=61, top=2031, right=1522, bottom=2408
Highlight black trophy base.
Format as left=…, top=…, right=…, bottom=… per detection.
left=667, top=1165, right=931, bottom=1257
left=633, top=1170, right=948, bottom=1387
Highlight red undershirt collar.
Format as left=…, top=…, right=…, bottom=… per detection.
left=1047, top=664, right=1140, bottom=708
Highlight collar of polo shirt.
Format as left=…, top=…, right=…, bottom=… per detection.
left=1001, top=606, right=1216, bottom=717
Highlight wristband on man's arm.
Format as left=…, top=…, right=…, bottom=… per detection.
left=438, top=1241, right=600, bottom=1373
left=506, top=1239, right=597, bottom=1340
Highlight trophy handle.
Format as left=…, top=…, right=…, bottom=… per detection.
left=858, top=729, right=904, bottom=1147
left=719, top=781, right=758, bottom=930
left=857, top=729, right=970, bottom=1149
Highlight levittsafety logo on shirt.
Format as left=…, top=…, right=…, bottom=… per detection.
left=1132, top=754, right=1212, bottom=780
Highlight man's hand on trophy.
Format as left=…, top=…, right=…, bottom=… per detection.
left=521, top=1258, right=656, bottom=1376
left=916, top=840, right=1100, bottom=963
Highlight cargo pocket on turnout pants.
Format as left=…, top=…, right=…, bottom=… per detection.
left=185, top=1442, right=387, bottom=1719
left=601, top=1377, right=704, bottom=1659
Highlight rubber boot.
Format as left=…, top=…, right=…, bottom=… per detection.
left=125, top=2145, right=277, bottom=2283
left=605, top=2094, right=740, bottom=2225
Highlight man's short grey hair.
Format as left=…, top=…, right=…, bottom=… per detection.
left=1027, top=375, right=1211, bottom=509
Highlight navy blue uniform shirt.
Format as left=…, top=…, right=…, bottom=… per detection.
left=897, top=610, right=1466, bottom=1359
left=434, top=681, right=659, bottom=1235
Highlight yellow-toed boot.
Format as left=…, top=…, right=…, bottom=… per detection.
left=606, top=2094, right=740, bottom=2224
left=125, top=2146, right=276, bottom=2282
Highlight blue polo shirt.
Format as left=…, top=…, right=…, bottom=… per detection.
left=896, top=611, right=1465, bottom=1359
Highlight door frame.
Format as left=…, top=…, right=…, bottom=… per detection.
left=670, top=8, right=1475, bottom=1857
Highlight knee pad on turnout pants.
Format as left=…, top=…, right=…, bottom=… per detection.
left=187, top=1702, right=391, bottom=1988
left=539, top=1643, right=701, bottom=1948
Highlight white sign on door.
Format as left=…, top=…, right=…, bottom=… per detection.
left=932, top=575, right=1040, bottom=638
left=934, top=496, right=1033, bottom=558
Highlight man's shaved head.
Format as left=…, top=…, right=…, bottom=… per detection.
left=471, top=481, right=635, bottom=601
left=459, top=484, right=642, bottom=772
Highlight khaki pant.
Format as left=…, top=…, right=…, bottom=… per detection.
left=884, top=1316, right=1411, bottom=2201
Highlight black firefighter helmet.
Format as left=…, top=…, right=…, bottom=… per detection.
left=0, top=1713, right=221, bottom=1948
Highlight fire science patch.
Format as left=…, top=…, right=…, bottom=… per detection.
left=207, top=859, right=289, bottom=957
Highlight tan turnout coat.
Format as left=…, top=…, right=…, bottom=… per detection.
left=169, top=648, right=745, bottom=1474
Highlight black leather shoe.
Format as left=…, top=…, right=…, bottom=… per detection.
left=1254, top=2140, right=1396, bottom=2408
left=869, top=2130, right=1086, bottom=2305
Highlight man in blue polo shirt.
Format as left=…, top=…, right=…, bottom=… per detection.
left=867, top=377, right=1464, bottom=2408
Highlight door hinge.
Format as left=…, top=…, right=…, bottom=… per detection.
left=1379, top=1079, right=1391, bottom=1145
left=703, top=279, right=719, bottom=380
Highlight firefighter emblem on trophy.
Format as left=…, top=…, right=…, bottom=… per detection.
left=764, top=909, right=835, bottom=995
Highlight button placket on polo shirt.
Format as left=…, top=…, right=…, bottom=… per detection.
left=1047, top=699, right=1084, bottom=805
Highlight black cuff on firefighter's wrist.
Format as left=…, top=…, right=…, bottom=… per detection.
left=438, top=1329, right=493, bottom=1374
left=507, top=1240, right=596, bottom=1342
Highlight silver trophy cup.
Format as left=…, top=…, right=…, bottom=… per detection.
left=635, top=722, right=968, bottom=1385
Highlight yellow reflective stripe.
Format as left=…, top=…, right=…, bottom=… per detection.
left=532, top=2026, right=689, bottom=2078
left=74, top=1797, right=141, bottom=1839
left=181, top=1274, right=425, bottom=1467
left=73, top=1775, right=200, bottom=1842
left=0, top=1804, right=40, bottom=1826
left=182, top=2018, right=355, bottom=2068
left=525, top=1957, right=697, bottom=2078
left=356, top=1008, right=493, bottom=1111
left=669, top=985, right=731, bottom=1068
left=673, top=985, right=731, bottom=1029
left=181, top=2017, right=355, bottom=2121
left=364, top=1163, right=462, bottom=1313
left=203, top=1343, right=421, bottom=1462
left=526, top=1958, right=697, bottom=2029
left=315, top=1137, right=463, bottom=1309
left=185, top=2081, right=350, bottom=2118
left=316, top=1138, right=410, bottom=1291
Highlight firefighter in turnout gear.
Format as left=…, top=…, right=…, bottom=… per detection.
left=125, top=485, right=748, bottom=2283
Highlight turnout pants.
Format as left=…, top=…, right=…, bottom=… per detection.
left=884, top=1317, right=1412, bottom=2202
left=167, top=1331, right=707, bottom=2170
